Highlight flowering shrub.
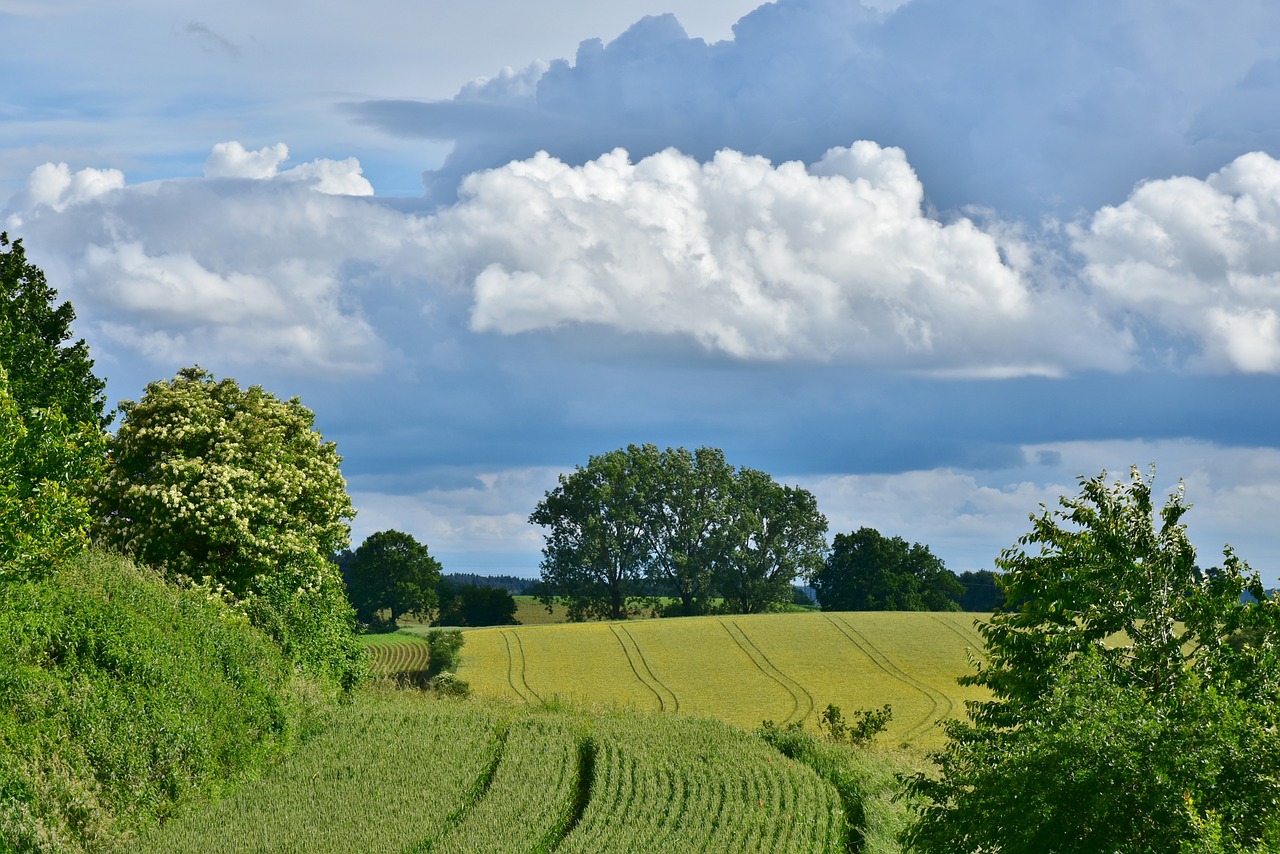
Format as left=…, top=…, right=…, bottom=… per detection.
left=94, top=367, right=361, bottom=687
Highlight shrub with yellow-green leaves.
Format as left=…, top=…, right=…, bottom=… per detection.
left=93, top=366, right=362, bottom=688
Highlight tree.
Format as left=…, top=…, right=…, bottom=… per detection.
left=531, top=447, right=649, bottom=621
left=0, top=232, right=108, bottom=428
left=436, top=582, right=519, bottom=627
left=715, top=469, right=828, bottom=614
left=814, top=527, right=962, bottom=611
left=345, top=530, right=442, bottom=627
left=634, top=444, right=736, bottom=616
left=905, top=467, right=1280, bottom=852
left=0, top=365, right=105, bottom=581
left=955, top=568, right=1004, bottom=611
left=93, top=367, right=361, bottom=686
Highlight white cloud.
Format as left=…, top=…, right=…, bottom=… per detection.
left=22, top=162, right=124, bottom=212
left=205, top=141, right=289, bottom=179
left=439, top=142, right=1130, bottom=374
left=1075, top=151, right=1280, bottom=372
left=204, top=141, right=374, bottom=196
left=3, top=142, right=429, bottom=377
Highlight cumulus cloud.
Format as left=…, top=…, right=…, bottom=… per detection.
left=204, top=141, right=375, bottom=195
left=1074, top=151, right=1280, bottom=373
left=3, top=143, right=427, bottom=377
left=433, top=142, right=1130, bottom=374
left=19, top=162, right=125, bottom=212
left=350, top=0, right=1280, bottom=217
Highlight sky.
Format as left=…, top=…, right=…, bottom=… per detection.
left=4, top=0, right=1280, bottom=585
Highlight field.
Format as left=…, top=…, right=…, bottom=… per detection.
left=455, top=611, right=990, bottom=750
left=130, top=691, right=857, bottom=853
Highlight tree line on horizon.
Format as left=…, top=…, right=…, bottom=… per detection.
left=527, top=442, right=1003, bottom=621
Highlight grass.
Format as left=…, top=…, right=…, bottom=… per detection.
left=454, top=611, right=990, bottom=752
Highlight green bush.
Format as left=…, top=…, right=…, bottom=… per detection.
left=0, top=551, right=317, bottom=853
left=425, top=629, right=465, bottom=678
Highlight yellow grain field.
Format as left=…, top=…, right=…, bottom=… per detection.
left=458, top=611, right=991, bottom=750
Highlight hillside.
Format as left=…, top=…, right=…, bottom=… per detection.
left=447, top=611, right=989, bottom=750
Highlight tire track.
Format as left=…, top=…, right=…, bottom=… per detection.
left=927, top=613, right=989, bottom=665
left=825, top=615, right=953, bottom=740
left=501, top=630, right=541, bottom=704
left=720, top=620, right=813, bottom=725
left=611, top=625, right=681, bottom=713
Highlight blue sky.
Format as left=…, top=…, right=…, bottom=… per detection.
left=5, top=0, right=1280, bottom=584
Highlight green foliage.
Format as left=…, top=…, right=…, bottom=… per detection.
left=818, top=702, right=893, bottom=745
left=814, top=527, right=962, bottom=612
left=93, top=366, right=361, bottom=687
left=714, top=467, right=828, bottom=614
left=905, top=467, right=1280, bottom=853
left=632, top=444, right=736, bottom=616
left=955, top=568, right=1004, bottom=611
left=0, top=366, right=104, bottom=582
left=0, top=551, right=312, bottom=853
left=344, top=529, right=442, bottom=627
left=531, top=444, right=827, bottom=620
left=425, top=628, right=466, bottom=677
left=0, top=233, right=107, bottom=429
left=436, top=581, right=519, bottom=627
left=427, top=671, right=472, bottom=698
left=532, top=447, right=650, bottom=621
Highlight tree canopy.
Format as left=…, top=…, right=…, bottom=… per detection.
left=905, top=467, right=1280, bottom=852
left=531, top=446, right=649, bottom=621
left=714, top=468, right=828, bottom=614
left=345, top=529, right=442, bottom=627
left=531, top=444, right=827, bottom=620
left=813, top=527, right=962, bottom=612
left=0, top=366, right=104, bottom=581
left=0, top=232, right=107, bottom=428
left=93, top=367, right=360, bottom=685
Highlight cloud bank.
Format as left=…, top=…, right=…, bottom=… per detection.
left=9, top=141, right=1280, bottom=380
left=438, top=142, right=1128, bottom=374
left=352, top=0, right=1280, bottom=219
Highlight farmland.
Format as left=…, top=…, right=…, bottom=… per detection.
left=130, top=691, right=856, bottom=853
left=454, top=611, right=989, bottom=750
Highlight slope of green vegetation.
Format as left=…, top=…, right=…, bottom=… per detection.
left=0, top=551, right=320, bottom=853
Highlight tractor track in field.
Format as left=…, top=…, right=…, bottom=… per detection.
left=720, top=620, right=814, bottom=726
left=927, top=613, right=988, bottom=663
left=609, top=625, right=681, bottom=713
left=501, top=630, right=542, bottom=705
left=825, top=615, right=953, bottom=741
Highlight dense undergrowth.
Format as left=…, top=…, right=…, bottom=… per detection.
left=0, top=551, right=325, bottom=854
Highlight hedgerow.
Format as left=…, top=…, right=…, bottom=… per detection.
left=0, top=551, right=319, bottom=853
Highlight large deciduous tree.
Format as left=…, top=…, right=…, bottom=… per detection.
left=345, top=529, right=442, bottom=627
left=0, top=233, right=107, bottom=428
left=93, top=367, right=361, bottom=686
left=715, top=468, right=828, bottom=614
left=905, top=467, right=1280, bottom=852
left=814, top=527, right=962, bottom=611
left=635, top=444, right=735, bottom=616
left=531, top=447, right=649, bottom=621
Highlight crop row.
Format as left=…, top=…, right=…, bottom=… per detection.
left=134, top=693, right=850, bottom=853
left=365, top=636, right=433, bottom=677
